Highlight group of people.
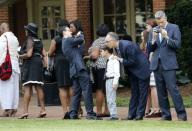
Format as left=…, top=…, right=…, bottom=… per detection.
left=0, top=10, right=187, bottom=121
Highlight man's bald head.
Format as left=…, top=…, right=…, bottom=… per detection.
left=0, top=23, right=9, bottom=34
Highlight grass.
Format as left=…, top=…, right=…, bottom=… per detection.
left=0, top=119, right=192, bottom=131
left=116, top=96, right=192, bottom=107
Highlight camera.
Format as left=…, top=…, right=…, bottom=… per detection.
left=153, top=28, right=161, bottom=33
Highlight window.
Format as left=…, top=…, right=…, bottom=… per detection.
left=103, top=0, right=128, bottom=36
left=40, top=5, right=62, bottom=40
left=135, top=0, right=153, bottom=42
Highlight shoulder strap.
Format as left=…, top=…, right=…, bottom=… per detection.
left=4, top=35, right=9, bottom=54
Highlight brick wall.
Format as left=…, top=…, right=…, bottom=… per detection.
left=65, top=0, right=92, bottom=50
left=153, top=0, right=166, bottom=12
left=64, top=0, right=78, bottom=20
left=0, top=6, right=9, bottom=24
left=165, top=0, right=176, bottom=8
left=153, top=0, right=176, bottom=12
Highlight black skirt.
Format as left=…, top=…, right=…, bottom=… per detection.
left=21, top=56, right=44, bottom=86
left=54, top=55, right=72, bottom=88
left=92, top=67, right=106, bottom=93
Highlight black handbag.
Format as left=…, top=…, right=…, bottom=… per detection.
left=43, top=68, right=56, bottom=83
left=43, top=56, right=56, bottom=83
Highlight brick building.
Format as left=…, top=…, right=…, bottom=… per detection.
left=0, top=0, right=176, bottom=50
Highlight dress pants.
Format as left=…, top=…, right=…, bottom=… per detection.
left=70, top=70, right=95, bottom=118
left=154, top=62, right=187, bottom=120
left=128, top=72, right=149, bottom=118
left=106, top=79, right=117, bottom=118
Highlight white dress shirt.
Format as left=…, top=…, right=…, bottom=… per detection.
left=106, top=54, right=120, bottom=86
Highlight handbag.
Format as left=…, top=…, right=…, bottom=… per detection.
left=0, top=35, right=12, bottom=81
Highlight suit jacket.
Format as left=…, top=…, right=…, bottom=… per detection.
left=62, top=34, right=86, bottom=78
left=148, top=23, right=181, bottom=71
left=119, top=40, right=150, bottom=80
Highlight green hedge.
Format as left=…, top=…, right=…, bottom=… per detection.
left=165, top=0, right=192, bottom=83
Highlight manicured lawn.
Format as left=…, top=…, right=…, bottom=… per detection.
left=116, top=96, right=192, bottom=107
left=0, top=119, right=192, bottom=131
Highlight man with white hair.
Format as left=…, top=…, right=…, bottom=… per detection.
left=148, top=10, right=187, bottom=121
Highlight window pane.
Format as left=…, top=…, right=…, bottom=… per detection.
left=42, top=18, right=48, bottom=28
left=103, top=0, right=115, bottom=14
left=54, top=6, right=61, bottom=16
left=116, top=16, right=127, bottom=34
left=55, top=17, right=61, bottom=27
left=41, top=6, right=48, bottom=17
left=135, top=0, right=153, bottom=43
left=48, top=18, right=55, bottom=28
left=47, top=6, right=52, bottom=17
left=42, top=30, right=48, bottom=39
left=135, top=0, right=145, bottom=12
left=50, top=29, right=56, bottom=39
left=104, top=16, right=115, bottom=31
left=116, top=0, right=126, bottom=14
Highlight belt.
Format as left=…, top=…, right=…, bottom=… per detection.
left=105, top=77, right=114, bottom=80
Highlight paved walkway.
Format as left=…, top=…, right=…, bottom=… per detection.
left=0, top=94, right=192, bottom=121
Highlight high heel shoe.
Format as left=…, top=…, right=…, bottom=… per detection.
left=37, top=112, right=46, bottom=118
left=18, top=113, right=28, bottom=119
left=63, top=112, right=70, bottom=119
left=10, top=109, right=17, bottom=117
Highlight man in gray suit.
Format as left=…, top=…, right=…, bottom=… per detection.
left=148, top=10, right=187, bottom=121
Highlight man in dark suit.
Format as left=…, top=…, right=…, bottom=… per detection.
left=148, top=10, right=187, bottom=121
left=105, top=32, right=150, bottom=120
left=62, top=26, right=98, bottom=120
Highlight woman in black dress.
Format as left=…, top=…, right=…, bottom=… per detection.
left=48, top=19, right=72, bottom=118
left=18, top=23, right=47, bottom=119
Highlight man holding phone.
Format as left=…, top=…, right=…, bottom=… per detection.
left=148, top=10, right=187, bottom=121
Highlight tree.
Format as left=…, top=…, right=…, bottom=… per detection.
left=165, top=0, right=192, bottom=83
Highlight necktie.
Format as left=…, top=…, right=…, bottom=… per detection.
left=114, top=48, right=121, bottom=57
left=159, top=33, right=162, bottom=43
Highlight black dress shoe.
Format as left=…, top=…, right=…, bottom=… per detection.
left=63, top=112, right=70, bottom=119
left=70, top=115, right=79, bottom=120
left=178, top=117, right=187, bottom=121
left=102, top=113, right=110, bottom=117
left=122, top=116, right=135, bottom=120
left=128, top=116, right=135, bottom=120
left=135, top=116, right=143, bottom=121
left=96, top=114, right=103, bottom=117
left=86, top=115, right=102, bottom=120
left=109, top=117, right=119, bottom=120
left=160, top=117, right=172, bottom=121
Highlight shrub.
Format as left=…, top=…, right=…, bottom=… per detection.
left=165, top=0, right=192, bottom=83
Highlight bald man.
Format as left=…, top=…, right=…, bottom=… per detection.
left=0, top=22, right=20, bottom=117
left=0, top=22, right=10, bottom=34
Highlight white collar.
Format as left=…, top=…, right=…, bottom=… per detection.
left=108, top=54, right=114, bottom=60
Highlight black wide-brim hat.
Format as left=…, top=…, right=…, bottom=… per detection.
left=24, top=23, right=38, bottom=36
